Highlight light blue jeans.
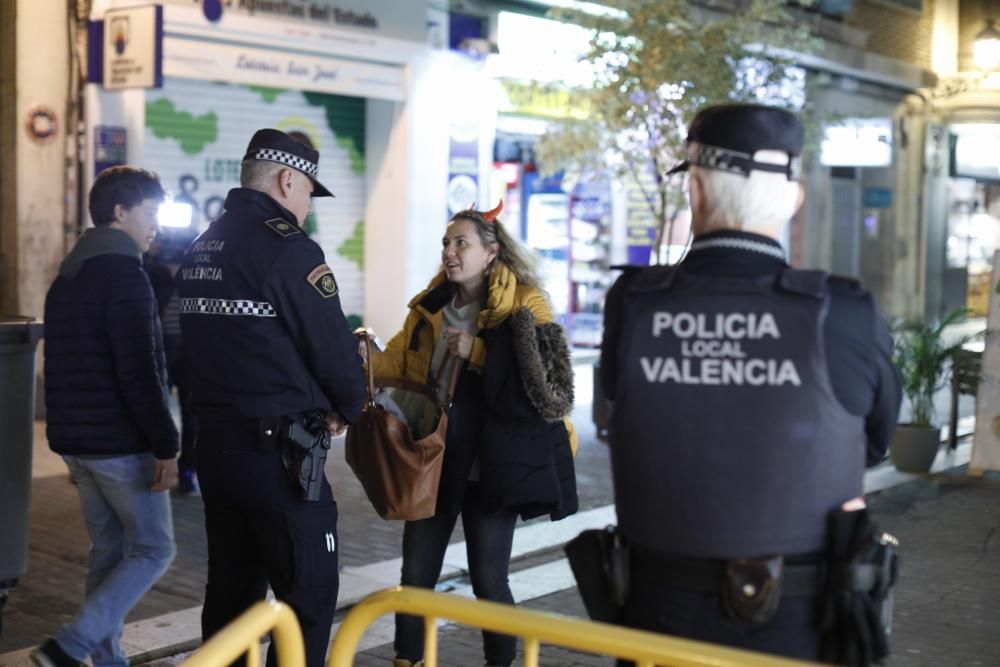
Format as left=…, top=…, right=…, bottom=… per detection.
left=57, top=453, right=175, bottom=667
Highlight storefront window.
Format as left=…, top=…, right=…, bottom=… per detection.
left=944, top=124, right=1000, bottom=318
left=946, top=179, right=1000, bottom=317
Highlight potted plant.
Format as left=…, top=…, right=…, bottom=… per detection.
left=890, top=308, right=980, bottom=473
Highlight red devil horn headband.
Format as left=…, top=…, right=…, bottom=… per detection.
left=482, top=200, right=503, bottom=223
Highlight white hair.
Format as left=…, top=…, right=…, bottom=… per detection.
left=240, top=159, right=285, bottom=191
left=688, top=142, right=802, bottom=236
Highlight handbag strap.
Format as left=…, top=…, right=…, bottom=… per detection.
left=438, top=353, right=462, bottom=407
left=359, top=333, right=377, bottom=407
left=357, top=331, right=464, bottom=408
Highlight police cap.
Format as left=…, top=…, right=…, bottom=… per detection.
left=666, top=104, right=803, bottom=180
left=242, top=128, right=334, bottom=197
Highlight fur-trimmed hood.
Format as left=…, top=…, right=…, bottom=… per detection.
left=510, top=307, right=574, bottom=421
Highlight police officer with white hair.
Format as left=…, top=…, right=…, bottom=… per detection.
left=599, top=104, right=901, bottom=662
left=177, top=129, right=366, bottom=667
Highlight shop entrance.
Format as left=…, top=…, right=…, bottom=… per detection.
left=943, top=124, right=1000, bottom=317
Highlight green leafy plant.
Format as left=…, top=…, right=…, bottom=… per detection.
left=892, top=308, right=981, bottom=427
left=535, top=0, right=818, bottom=263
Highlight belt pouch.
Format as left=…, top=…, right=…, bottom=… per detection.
left=721, top=555, right=784, bottom=624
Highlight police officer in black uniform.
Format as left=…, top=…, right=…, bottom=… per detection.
left=600, top=105, right=901, bottom=662
left=177, top=129, right=366, bottom=667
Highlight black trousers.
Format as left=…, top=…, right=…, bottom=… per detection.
left=394, top=482, right=518, bottom=667
left=197, top=421, right=339, bottom=667
left=616, top=554, right=822, bottom=666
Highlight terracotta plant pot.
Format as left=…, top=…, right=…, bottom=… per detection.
left=890, top=424, right=941, bottom=473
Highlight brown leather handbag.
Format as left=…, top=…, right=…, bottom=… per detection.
left=345, top=334, right=460, bottom=521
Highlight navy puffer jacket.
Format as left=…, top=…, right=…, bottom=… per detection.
left=44, top=227, right=179, bottom=459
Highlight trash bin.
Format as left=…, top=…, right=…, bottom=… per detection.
left=0, top=315, right=44, bottom=637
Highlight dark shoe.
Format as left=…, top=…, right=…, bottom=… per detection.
left=30, top=639, right=85, bottom=667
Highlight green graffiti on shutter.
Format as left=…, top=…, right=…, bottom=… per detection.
left=337, top=220, right=364, bottom=269
left=303, top=91, right=365, bottom=175
left=146, top=99, right=218, bottom=155
left=246, top=85, right=284, bottom=103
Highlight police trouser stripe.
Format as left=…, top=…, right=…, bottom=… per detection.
left=180, top=297, right=277, bottom=317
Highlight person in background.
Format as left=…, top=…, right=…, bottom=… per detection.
left=146, top=232, right=199, bottom=494
left=35, top=166, right=178, bottom=667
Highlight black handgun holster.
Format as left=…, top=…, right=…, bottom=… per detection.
left=820, top=508, right=900, bottom=667
left=261, top=413, right=331, bottom=502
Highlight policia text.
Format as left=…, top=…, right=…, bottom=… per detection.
left=641, top=310, right=802, bottom=387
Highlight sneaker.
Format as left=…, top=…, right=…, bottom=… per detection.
left=30, top=639, right=85, bottom=667
left=177, top=470, right=200, bottom=497
left=392, top=659, right=423, bottom=667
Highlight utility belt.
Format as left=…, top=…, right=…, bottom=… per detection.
left=566, top=509, right=899, bottom=666
left=631, top=545, right=824, bottom=597
left=258, top=410, right=331, bottom=502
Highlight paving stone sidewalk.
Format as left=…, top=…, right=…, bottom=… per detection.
left=345, top=467, right=1000, bottom=667
left=0, top=369, right=612, bottom=654
left=4, top=356, right=994, bottom=664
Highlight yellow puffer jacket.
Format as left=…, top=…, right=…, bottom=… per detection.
left=371, top=262, right=578, bottom=453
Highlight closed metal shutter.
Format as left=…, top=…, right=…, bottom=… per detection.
left=145, top=77, right=367, bottom=324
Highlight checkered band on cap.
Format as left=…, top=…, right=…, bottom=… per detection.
left=247, top=148, right=319, bottom=177
left=690, top=144, right=753, bottom=176
left=689, top=143, right=801, bottom=181
left=180, top=297, right=277, bottom=318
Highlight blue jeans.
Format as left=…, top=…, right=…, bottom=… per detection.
left=56, top=454, right=175, bottom=667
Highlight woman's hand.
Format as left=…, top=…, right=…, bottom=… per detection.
left=444, top=327, right=474, bottom=360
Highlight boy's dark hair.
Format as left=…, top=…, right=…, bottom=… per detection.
left=88, top=166, right=166, bottom=226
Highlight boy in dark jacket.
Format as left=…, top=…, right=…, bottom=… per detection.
left=33, top=167, right=179, bottom=667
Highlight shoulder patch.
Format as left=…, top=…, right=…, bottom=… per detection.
left=307, top=263, right=339, bottom=298
left=263, top=218, right=301, bottom=238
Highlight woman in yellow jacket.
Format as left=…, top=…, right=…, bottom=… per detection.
left=369, top=203, right=575, bottom=667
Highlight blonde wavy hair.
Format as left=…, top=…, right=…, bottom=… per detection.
left=449, top=207, right=544, bottom=291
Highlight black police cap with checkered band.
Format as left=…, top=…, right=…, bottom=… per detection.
left=666, top=104, right=804, bottom=181
left=242, top=128, right=334, bottom=198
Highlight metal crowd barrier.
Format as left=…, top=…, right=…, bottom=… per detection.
left=327, top=586, right=817, bottom=667
left=182, top=600, right=304, bottom=667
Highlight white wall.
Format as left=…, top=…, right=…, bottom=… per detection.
left=931, top=0, right=959, bottom=77
left=363, top=50, right=478, bottom=340
left=15, top=0, right=70, bottom=319
left=83, top=86, right=147, bottom=228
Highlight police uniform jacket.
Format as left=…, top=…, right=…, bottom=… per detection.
left=177, top=188, right=366, bottom=423
left=600, top=229, right=901, bottom=559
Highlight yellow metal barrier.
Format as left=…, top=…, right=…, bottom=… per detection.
left=183, top=600, right=305, bottom=667
left=328, top=586, right=818, bottom=667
